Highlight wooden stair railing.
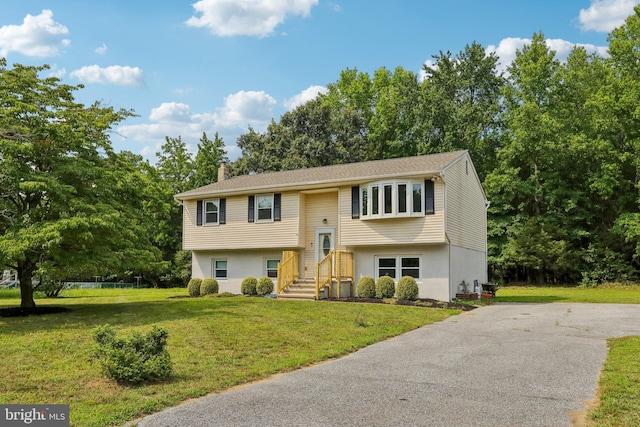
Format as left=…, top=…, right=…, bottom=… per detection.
left=315, top=250, right=354, bottom=299
left=277, top=251, right=299, bottom=294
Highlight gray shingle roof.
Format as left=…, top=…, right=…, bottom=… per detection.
left=175, top=150, right=467, bottom=200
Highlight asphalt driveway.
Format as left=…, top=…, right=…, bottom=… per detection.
left=130, top=303, right=640, bottom=427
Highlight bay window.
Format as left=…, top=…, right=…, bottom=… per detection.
left=360, top=180, right=425, bottom=219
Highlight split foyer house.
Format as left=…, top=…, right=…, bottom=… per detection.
left=175, top=150, right=488, bottom=302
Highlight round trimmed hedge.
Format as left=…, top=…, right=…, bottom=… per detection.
left=396, top=276, right=419, bottom=301
left=256, top=276, right=275, bottom=295
left=200, top=278, right=219, bottom=295
left=187, top=278, right=202, bottom=297
left=241, top=276, right=257, bottom=295
left=356, top=276, right=376, bottom=298
left=376, top=276, right=395, bottom=298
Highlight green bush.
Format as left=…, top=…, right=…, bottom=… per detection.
left=216, top=292, right=237, bottom=298
left=356, top=276, right=376, bottom=298
left=256, top=276, right=274, bottom=295
left=200, top=278, right=219, bottom=295
left=241, top=276, right=257, bottom=295
left=376, top=276, right=396, bottom=298
left=92, top=324, right=172, bottom=384
left=187, top=278, right=202, bottom=297
left=396, top=276, right=419, bottom=301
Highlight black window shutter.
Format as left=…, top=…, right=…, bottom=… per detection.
left=219, top=198, right=226, bottom=224
left=351, top=186, right=360, bottom=219
left=248, top=195, right=255, bottom=223
left=196, top=200, right=203, bottom=226
left=425, top=180, right=435, bottom=215
left=274, top=193, right=281, bottom=221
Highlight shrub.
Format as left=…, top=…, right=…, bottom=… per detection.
left=396, top=276, right=419, bottom=301
left=200, top=278, right=219, bottom=295
left=216, top=292, right=237, bottom=298
left=376, top=276, right=396, bottom=298
left=241, top=276, right=257, bottom=295
left=92, top=324, right=172, bottom=384
left=356, top=276, right=376, bottom=298
left=256, top=276, right=274, bottom=295
left=187, top=278, right=202, bottom=297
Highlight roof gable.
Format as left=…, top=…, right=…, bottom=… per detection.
left=175, top=150, right=468, bottom=200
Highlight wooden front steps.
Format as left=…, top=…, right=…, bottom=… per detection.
left=277, top=279, right=325, bottom=301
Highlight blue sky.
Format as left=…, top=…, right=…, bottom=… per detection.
left=1, top=0, right=637, bottom=161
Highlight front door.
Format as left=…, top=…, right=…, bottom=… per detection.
left=315, top=228, right=335, bottom=265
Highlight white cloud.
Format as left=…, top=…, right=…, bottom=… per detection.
left=48, top=66, right=66, bottom=79
left=95, top=43, right=108, bottom=54
left=185, top=0, right=319, bottom=37
left=578, top=0, right=640, bottom=32
left=486, top=37, right=609, bottom=73
left=0, top=9, right=70, bottom=57
left=283, top=85, right=327, bottom=110
left=214, top=90, right=277, bottom=128
left=149, top=102, right=193, bottom=122
left=69, top=65, right=145, bottom=87
left=118, top=90, right=277, bottom=161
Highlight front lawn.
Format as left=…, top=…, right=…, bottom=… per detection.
left=0, top=288, right=458, bottom=427
left=588, top=336, right=640, bottom=426
left=493, top=285, right=640, bottom=304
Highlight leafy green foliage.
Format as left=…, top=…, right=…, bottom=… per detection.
left=375, top=276, right=395, bottom=298
left=34, top=279, right=74, bottom=298
left=356, top=276, right=376, bottom=298
left=200, top=278, right=219, bottom=295
left=241, top=276, right=257, bottom=295
left=187, top=278, right=202, bottom=297
left=0, top=59, right=161, bottom=308
left=92, top=324, right=172, bottom=385
left=396, top=276, right=419, bottom=301
left=256, top=276, right=274, bottom=295
left=193, top=132, right=228, bottom=188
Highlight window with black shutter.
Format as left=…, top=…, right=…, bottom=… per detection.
left=196, top=200, right=203, bottom=226
left=424, top=180, right=435, bottom=215
left=219, top=198, right=226, bottom=224
left=351, top=186, right=360, bottom=219
left=274, top=193, right=281, bottom=221
left=248, top=195, right=255, bottom=222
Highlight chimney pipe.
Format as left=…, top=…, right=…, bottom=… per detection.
left=217, top=162, right=229, bottom=182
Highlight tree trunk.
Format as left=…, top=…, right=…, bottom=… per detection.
left=17, top=260, right=36, bottom=309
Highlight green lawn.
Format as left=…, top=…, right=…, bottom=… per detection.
left=588, top=336, right=640, bottom=426
left=494, top=285, right=640, bottom=304
left=0, top=288, right=458, bottom=427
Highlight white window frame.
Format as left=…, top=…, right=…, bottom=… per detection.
left=256, top=193, right=274, bottom=222
left=212, top=258, right=228, bottom=280
left=204, top=199, right=220, bottom=225
left=361, top=180, right=424, bottom=219
left=375, top=255, right=421, bottom=280
left=266, top=258, right=280, bottom=279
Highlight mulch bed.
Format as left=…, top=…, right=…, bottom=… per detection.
left=325, top=297, right=476, bottom=311
left=0, top=306, right=72, bottom=317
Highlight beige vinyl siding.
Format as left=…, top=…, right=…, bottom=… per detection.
left=339, top=184, right=446, bottom=246
left=182, top=192, right=300, bottom=250
left=302, top=191, right=340, bottom=278
left=444, top=154, right=487, bottom=252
